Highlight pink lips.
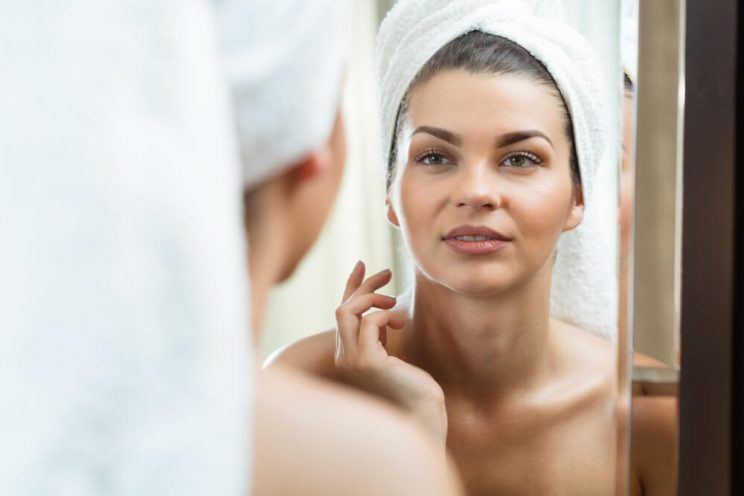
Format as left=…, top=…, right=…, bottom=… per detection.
left=442, top=225, right=511, bottom=255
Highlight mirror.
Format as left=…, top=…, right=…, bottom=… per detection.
left=623, top=0, right=683, bottom=493
left=256, top=1, right=684, bottom=494
left=628, top=0, right=684, bottom=374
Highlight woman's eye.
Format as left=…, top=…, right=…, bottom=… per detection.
left=415, top=151, right=452, bottom=166
left=501, top=152, right=541, bottom=168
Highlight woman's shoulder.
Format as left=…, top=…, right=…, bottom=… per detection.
left=263, top=300, right=411, bottom=377
left=543, top=319, right=617, bottom=416
left=254, top=365, right=464, bottom=496
left=631, top=394, right=677, bottom=495
left=263, top=329, right=339, bottom=379
left=551, top=318, right=616, bottom=373
left=552, top=321, right=676, bottom=493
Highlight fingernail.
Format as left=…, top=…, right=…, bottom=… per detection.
left=354, top=260, right=363, bottom=270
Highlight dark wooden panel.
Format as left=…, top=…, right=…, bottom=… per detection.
left=732, top=1, right=744, bottom=492
left=678, top=0, right=738, bottom=494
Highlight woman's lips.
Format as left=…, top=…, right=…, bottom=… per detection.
left=442, top=225, right=511, bottom=255
left=443, top=237, right=510, bottom=255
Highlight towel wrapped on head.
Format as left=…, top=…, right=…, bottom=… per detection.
left=377, top=0, right=617, bottom=340
left=219, top=0, right=350, bottom=188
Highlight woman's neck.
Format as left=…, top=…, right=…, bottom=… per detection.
left=402, top=267, right=556, bottom=405
left=245, top=187, right=289, bottom=338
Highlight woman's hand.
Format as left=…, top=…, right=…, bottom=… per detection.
left=334, top=261, right=448, bottom=445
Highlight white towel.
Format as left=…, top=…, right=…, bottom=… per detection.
left=621, top=4, right=639, bottom=84
left=377, top=0, right=617, bottom=341
left=0, top=2, right=251, bottom=494
left=221, top=0, right=351, bottom=188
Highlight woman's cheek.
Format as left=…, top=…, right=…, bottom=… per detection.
left=401, top=198, right=433, bottom=248
left=510, top=179, right=575, bottom=239
left=399, top=180, right=446, bottom=255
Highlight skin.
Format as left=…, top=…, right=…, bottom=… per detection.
left=244, top=111, right=349, bottom=335
left=615, top=90, right=635, bottom=495
left=619, top=89, right=635, bottom=346
left=247, top=111, right=464, bottom=496
left=268, top=70, right=676, bottom=495
left=253, top=365, right=464, bottom=496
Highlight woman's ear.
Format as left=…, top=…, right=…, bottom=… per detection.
left=385, top=196, right=401, bottom=228
left=290, top=150, right=325, bottom=184
left=290, top=110, right=344, bottom=187
left=562, top=184, right=585, bottom=232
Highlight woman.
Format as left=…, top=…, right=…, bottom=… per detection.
left=269, top=1, right=674, bottom=494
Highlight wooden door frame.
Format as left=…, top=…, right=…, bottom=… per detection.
left=678, top=0, right=741, bottom=494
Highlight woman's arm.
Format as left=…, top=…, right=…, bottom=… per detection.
left=631, top=395, right=678, bottom=496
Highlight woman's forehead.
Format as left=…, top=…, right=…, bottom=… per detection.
left=405, top=70, right=566, bottom=139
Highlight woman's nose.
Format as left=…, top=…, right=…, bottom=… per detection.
left=452, top=161, right=501, bottom=210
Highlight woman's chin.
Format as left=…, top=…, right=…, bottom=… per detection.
left=421, top=270, right=517, bottom=297
left=451, top=281, right=513, bottom=297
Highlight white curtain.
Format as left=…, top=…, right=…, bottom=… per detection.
left=259, top=0, right=399, bottom=357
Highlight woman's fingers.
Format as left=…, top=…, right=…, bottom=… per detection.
left=335, top=293, right=396, bottom=355
left=341, top=261, right=394, bottom=304
left=336, top=262, right=397, bottom=363
left=357, top=310, right=406, bottom=357
left=342, top=293, right=396, bottom=315
left=335, top=306, right=359, bottom=356
left=354, top=268, right=393, bottom=297
left=341, top=260, right=366, bottom=303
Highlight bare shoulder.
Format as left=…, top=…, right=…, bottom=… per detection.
left=631, top=394, right=677, bottom=496
left=632, top=351, right=668, bottom=368
left=552, top=318, right=615, bottom=379
left=631, top=351, right=672, bottom=395
left=253, top=365, right=463, bottom=496
left=263, top=329, right=338, bottom=379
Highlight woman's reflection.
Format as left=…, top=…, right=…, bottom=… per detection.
left=622, top=67, right=678, bottom=496
left=267, top=0, right=628, bottom=489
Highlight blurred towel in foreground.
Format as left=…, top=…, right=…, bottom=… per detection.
left=0, top=2, right=251, bottom=494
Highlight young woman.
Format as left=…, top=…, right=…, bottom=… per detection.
left=241, top=2, right=463, bottom=495
left=269, top=2, right=675, bottom=494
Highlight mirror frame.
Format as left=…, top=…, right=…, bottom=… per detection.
left=631, top=0, right=684, bottom=371
left=677, top=0, right=742, bottom=494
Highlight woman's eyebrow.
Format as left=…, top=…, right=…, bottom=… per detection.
left=411, top=127, right=552, bottom=148
left=410, top=126, right=462, bottom=146
left=496, top=130, right=553, bottom=148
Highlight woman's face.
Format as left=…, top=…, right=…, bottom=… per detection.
left=388, top=70, right=584, bottom=295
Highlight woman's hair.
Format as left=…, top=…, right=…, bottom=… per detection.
left=623, top=72, right=634, bottom=93
left=387, top=31, right=580, bottom=189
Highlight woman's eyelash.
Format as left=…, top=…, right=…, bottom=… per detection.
left=501, top=151, right=542, bottom=167
left=413, top=149, right=452, bottom=165
left=412, top=149, right=541, bottom=167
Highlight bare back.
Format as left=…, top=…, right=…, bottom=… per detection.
left=253, top=365, right=463, bottom=495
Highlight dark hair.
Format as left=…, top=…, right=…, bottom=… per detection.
left=387, top=31, right=580, bottom=188
left=623, top=72, right=634, bottom=93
